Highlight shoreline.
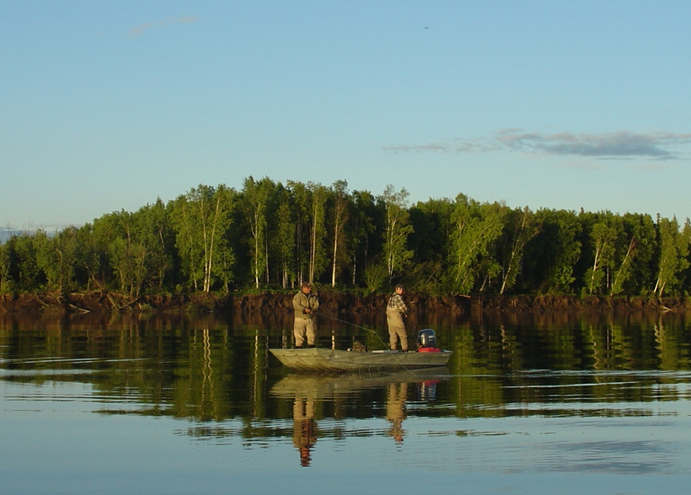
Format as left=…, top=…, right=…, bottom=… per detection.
left=1, top=290, right=687, bottom=319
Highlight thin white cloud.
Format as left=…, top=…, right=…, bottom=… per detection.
left=384, top=130, right=691, bottom=160
left=497, top=130, right=691, bottom=159
left=454, top=138, right=502, bottom=153
left=382, top=143, right=448, bottom=153
left=129, top=16, right=199, bottom=37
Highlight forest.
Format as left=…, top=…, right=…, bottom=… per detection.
left=1, top=177, right=690, bottom=299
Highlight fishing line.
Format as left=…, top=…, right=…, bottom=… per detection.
left=318, top=314, right=388, bottom=349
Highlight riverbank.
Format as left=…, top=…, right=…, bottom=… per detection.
left=0, top=290, right=687, bottom=319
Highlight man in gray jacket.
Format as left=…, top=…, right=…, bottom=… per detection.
left=292, top=282, right=319, bottom=347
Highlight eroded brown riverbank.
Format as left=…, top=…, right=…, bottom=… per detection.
left=0, top=290, right=687, bottom=321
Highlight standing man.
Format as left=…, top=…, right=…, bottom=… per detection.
left=293, top=282, right=319, bottom=347
left=386, top=284, right=408, bottom=352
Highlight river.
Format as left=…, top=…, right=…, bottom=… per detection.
left=1, top=311, right=691, bottom=494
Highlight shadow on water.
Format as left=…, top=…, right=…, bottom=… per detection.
left=2, top=309, right=691, bottom=469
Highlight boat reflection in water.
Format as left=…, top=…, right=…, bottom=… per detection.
left=270, top=368, right=449, bottom=464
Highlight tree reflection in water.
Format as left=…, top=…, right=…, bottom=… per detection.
left=3, top=311, right=691, bottom=458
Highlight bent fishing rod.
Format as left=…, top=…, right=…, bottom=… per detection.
left=317, top=313, right=388, bottom=347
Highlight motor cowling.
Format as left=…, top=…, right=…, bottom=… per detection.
left=417, top=328, right=437, bottom=348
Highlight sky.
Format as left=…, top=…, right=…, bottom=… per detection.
left=2, top=1, right=691, bottom=230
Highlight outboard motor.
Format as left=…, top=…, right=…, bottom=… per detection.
left=417, top=329, right=437, bottom=349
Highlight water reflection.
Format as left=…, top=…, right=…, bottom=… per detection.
left=270, top=368, right=450, bottom=464
left=2, top=311, right=691, bottom=417
left=292, top=397, right=317, bottom=466
left=386, top=382, right=407, bottom=443
left=2, top=311, right=691, bottom=476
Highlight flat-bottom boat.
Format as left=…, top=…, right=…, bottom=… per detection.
left=269, top=347, right=452, bottom=372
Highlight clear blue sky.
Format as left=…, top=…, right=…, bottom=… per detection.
left=2, top=1, right=690, bottom=229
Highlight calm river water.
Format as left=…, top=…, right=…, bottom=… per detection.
left=2, top=310, right=691, bottom=494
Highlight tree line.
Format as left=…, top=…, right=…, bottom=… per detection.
left=1, top=177, right=690, bottom=298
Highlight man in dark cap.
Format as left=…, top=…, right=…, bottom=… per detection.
left=292, top=282, right=319, bottom=347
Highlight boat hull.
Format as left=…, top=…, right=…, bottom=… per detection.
left=269, top=347, right=451, bottom=372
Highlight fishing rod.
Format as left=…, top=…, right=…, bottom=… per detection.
left=318, top=313, right=388, bottom=349
left=319, top=313, right=378, bottom=333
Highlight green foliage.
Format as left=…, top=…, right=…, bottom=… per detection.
left=328, top=179, right=350, bottom=287
left=524, top=209, right=582, bottom=294
left=3, top=177, right=690, bottom=298
left=288, top=180, right=311, bottom=285
left=363, top=262, right=388, bottom=294
left=584, top=217, right=618, bottom=295
left=274, top=189, right=296, bottom=288
left=138, top=199, right=175, bottom=291
left=240, top=177, right=271, bottom=288
left=409, top=197, right=454, bottom=290
left=35, top=228, right=79, bottom=292
left=171, top=185, right=235, bottom=293
left=73, top=223, right=103, bottom=290
left=5, top=234, right=44, bottom=292
left=653, top=217, right=690, bottom=298
left=449, top=195, right=505, bottom=294
left=346, top=190, right=382, bottom=287
left=307, top=182, right=329, bottom=284
left=609, top=213, right=654, bottom=296
left=381, top=185, right=414, bottom=282
left=0, top=243, right=12, bottom=293
left=406, top=260, right=450, bottom=294
left=498, top=207, right=539, bottom=295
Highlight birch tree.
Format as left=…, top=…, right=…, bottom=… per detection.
left=35, top=228, right=79, bottom=293
left=330, top=180, right=349, bottom=287
left=499, top=207, right=539, bottom=295
left=610, top=214, right=646, bottom=296
left=308, top=182, right=328, bottom=284
left=346, top=190, right=380, bottom=286
left=98, top=211, right=147, bottom=297
left=585, top=219, right=617, bottom=295
left=288, top=181, right=311, bottom=285
left=450, top=195, right=504, bottom=294
left=611, top=236, right=636, bottom=296
left=381, top=185, right=413, bottom=282
left=275, top=188, right=295, bottom=288
left=138, top=199, right=173, bottom=290
left=194, top=186, right=218, bottom=293
left=171, top=196, right=203, bottom=290
left=241, top=177, right=270, bottom=289
left=171, top=185, right=233, bottom=292
left=524, top=209, right=583, bottom=294
left=653, top=217, right=690, bottom=298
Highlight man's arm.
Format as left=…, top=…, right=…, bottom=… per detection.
left=293, top=293, right=309, bottom=314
